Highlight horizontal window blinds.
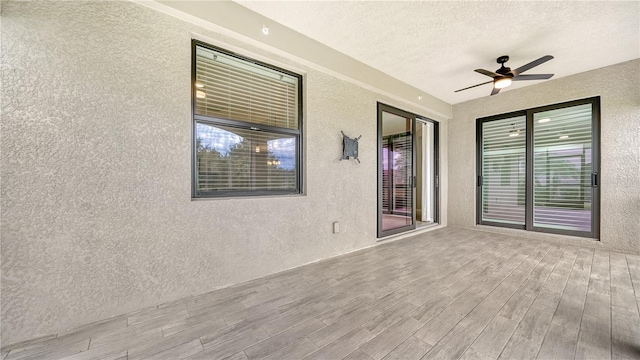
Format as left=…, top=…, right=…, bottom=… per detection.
left=481, top=116, right=526, bottom=225
left=391, top=134, right=412, bottom=216
left=195, top=46, right=299, bottom=130
left=196, top=123, right=297, bottom=193
left=533, top=104, right=592, bottom=232
left=382, top=133, right=412, bottom=216
left=193, top=42, right=302, bottom=197
left=382, top=141, right=390, bottom=213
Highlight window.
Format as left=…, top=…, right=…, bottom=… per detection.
left=192, top=40, right=303, bottom=197
left=477, top=97, right=600, bottom=238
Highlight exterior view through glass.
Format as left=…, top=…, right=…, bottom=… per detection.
left=196, top=123, right=297, bottom=193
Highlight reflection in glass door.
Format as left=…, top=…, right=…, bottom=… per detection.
left=378, top=104, right=415, bottom=237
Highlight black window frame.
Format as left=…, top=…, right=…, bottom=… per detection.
left=191, top=40, right=304, bottom=198
left=476, top=96, right=601, bottom=239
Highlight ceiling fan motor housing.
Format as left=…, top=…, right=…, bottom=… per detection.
left=496, top=56, right=512, bottom=76
left=497, top=55, right=510, bottom=64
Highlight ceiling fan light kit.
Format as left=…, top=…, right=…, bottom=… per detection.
left=455, top=55, right=554, bottom=96
left=494, top=77, right=512, bottom=89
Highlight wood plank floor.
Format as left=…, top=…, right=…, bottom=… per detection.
left=3, top=228, right=639, bottom=360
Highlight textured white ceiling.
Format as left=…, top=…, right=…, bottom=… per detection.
left=236, top=1, right=639, bottom=104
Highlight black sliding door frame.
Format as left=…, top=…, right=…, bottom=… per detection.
left=476, top=97, right=601, bottom=239
left=527, top=97, right=601, bottom=238
left=378, top=103, right=416, bottom=238
left=476, top=110, right=527, bottom=230
left=378, top=103, right=440, bottom=238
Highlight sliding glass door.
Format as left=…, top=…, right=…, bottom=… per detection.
left=532, top=103, right=597, bottom=235
left=378, top=103, right=440, bottom=238
left=477, top=97, right=600, bottom=238
left=379, top=104, right=415, bottom=237
left=478, top=114, right=526, bottom=228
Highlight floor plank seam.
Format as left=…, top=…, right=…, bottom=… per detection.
left=412, top=242, right=524, bottom=356
left=495, top=245, right=567, bottom=360
left=608, top=251, right=613, bottom=360
left=301, top=240, right=499, bottom=359
left=462, top=244, right=554, bottom=360
left=533, top=246, right=580, bottom=360
left=625, top=254, right=640, bottom=317
left=573, top=249, right=595, bottom=360
left=452, top=245, right=550, bottom=358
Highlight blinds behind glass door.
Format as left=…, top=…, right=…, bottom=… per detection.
left=391, top=133, right=412, bottom=215
left=382, top=133, right=412, bottom=215
left=481, top=116, right=526, bottom=225
left=382, top=139, right=390, bottom=213
left=195, top=46, right=299, bottom=130
left=533, top=104, right=592, bottom=232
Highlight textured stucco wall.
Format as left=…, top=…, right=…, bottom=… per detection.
left=1, top=1, right=448, bottom=343
left=449, top=59, right=640, bottom=254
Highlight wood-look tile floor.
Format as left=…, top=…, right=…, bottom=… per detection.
left=3, top=228, right=640, bottom=360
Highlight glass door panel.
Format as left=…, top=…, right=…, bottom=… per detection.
left=533, top=104, right=593, bottom=233
left=480, top=115, right=526, bottom=226
left=379, top=105, right=415, bottom=237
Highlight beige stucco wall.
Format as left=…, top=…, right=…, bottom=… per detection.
left=1, top=1, right=449, bottom=343
left=449, top=59, right=640, bottom=254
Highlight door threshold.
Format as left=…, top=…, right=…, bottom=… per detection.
left=377, top=223, right=444, bottom=243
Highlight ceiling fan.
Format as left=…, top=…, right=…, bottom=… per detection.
left=455, top=55, right=554, bottom=96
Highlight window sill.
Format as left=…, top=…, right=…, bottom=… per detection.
left=377, top=223, right=445, bottom=243
left=191, top=193, right=306, bottom=201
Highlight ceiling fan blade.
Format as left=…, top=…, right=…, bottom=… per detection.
left=454, top=80, right=493, bottom=92
left=475, top=69, right=502, bottom=78
left=512, top=55, right=554, bottom=75
left=513, top=74, right=554, bottom=81
left=490, top=87, right=501, bottom=96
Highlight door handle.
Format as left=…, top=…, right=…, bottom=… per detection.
left=478, top=175, right=483, bottom=187
left=591, top=173, right=598, bottom=187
